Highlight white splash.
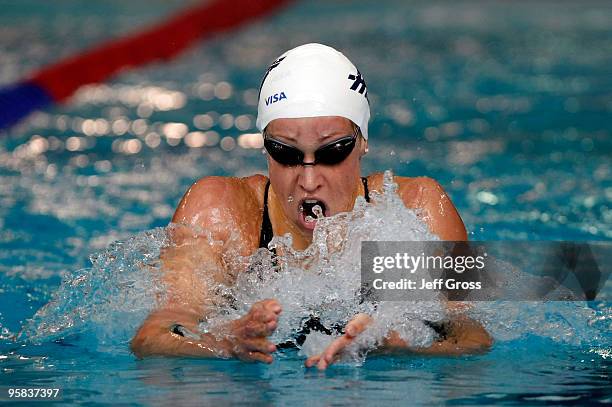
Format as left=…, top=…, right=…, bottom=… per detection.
left=201, top=170, right=446, bottom=363
left=19, top=170, right=611, bottom=362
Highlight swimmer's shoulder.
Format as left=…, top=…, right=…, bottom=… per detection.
left=365, top=173, right=443, bottom=207
left=171, top=174, right=267, bottom=230
left=366, top=173, right=466, bottom=240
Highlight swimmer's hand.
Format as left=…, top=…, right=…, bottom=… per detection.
left=131, top=299, right=281, bottom=362
left=302, top=314, right=492, bottom=370
left=305, top=313, right=372, bottom=371
left=225, top=299, right=282, bottom=364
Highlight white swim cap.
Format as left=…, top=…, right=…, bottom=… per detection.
left=256, top=43, right=370, bottom=139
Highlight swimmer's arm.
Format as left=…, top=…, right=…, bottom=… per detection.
left=131, top=177, right=277, bottom=361
left=131, top=177, right=236, bottom=358
left=396, top=177, right=467, bottom=241
left=130, top=307, right=234, bottom=359
left=131, top=299, right=281, bottom=362
left=379, top=316, right=493, bottom=355
left=130, top=227, right=234, bottom=359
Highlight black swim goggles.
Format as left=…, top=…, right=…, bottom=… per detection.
left=263, top=133, right=357, bottom=166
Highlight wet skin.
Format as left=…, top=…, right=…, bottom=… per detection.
left=131, top=116, right=490, bottom=367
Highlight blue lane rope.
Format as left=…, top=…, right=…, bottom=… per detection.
left=0, top=82, right=53, bottom=130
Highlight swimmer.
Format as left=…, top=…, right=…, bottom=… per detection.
left=130, top=43, right=492, bottom=368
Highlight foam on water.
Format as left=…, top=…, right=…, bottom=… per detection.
left=18, top=171, right=611, bottom=363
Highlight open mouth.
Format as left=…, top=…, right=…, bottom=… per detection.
left=299, top=199, right=327, bottom=224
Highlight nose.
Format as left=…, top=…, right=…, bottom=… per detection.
left=297, top=164, right=323, bottom=193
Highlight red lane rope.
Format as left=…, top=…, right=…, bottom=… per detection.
left=30, top=0, right=293, bottom=102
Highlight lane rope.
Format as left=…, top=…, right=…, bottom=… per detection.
left=0, top=0, right=293, bottom=131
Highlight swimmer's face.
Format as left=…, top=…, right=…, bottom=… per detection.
left=265, top=116, right=367, bottom=237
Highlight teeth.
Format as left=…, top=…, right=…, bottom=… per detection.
left=300, top=199, right=326, bottom=220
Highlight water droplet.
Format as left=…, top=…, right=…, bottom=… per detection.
left=287, top=195, right=294, bottom=203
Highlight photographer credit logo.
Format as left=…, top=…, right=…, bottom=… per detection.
left=361, top=241, right=610, bottom=302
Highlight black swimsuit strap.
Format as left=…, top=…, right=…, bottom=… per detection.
left=361, top=176, right=370, bottom=203
left=259, top=177, right=370, bottom=249
left=259, top=180, right=274, bottom=249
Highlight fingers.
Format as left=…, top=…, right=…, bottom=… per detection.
left=228, top=299, right=283, bottom=364
left=237, top=299, right=282, bottom=339
left=247, top=299, right=282, bottom=335
left=251, top=352, right=274, bottom=364
left=305, top=355, right=320, bottom=368
left=317, top=336, right=351, bottom=370
left=305, top=314, right=374, bottom=370
left=345, top=313, right=372, bottom=338
left=305, top=353, right=339, bottom=370
left=237, top=351, right=273, bottom=364
left=243, top=337, right=277, bottom=354
left=243, top=316, right=277, bottom=338
left=303, top=336, right=352, bottom=370
left=233, top=337, right=276, bottom=363
left=317, top=352, right=341, bottom=371
left=253, top=299, right=282, bottom=315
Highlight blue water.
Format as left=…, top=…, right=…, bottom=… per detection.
left=1, top=0, right=611, bottom=405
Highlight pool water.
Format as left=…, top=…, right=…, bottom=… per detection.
left=1, top=0, right=611, bottom=404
